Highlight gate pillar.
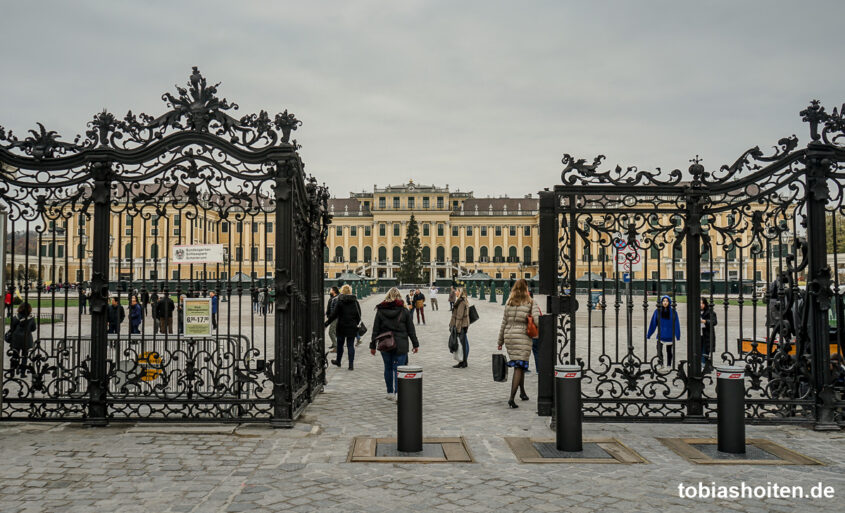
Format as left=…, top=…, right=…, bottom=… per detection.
left=804, top=142, right=837, bottom=430
left=86, top=162, right=112, bottom=426
left=537, top=190, right=558, bottom=416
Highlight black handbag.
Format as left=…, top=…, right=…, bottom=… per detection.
left=492, top=353, right=508, bottom=382
left=357, top=322, right=368, bottom=337
left=448, top=328, right=458, bottom=353
left=374, top=331, right=396, bottom=352
left=468, top=305, right=479, bottom=324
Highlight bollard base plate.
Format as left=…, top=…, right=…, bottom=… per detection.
left=347, top=437, right=474, bottom=463
left=505, top=437, right=647, bottom=464
left=658, top=438, right=824, bottom=465
left=376, top=443, right=445, bottom=458
left=533, top=442, right=613, bottom=459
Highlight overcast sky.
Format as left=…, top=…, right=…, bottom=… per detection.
left=1, top=1, right=843, bottom=199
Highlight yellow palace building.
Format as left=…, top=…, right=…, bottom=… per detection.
left=9, top=181, right=795, bottom=290
left=325, top=181, right=540, bottom=284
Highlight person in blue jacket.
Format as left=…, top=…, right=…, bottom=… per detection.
left=647, top=295, right=681, bottom=367
left=128, top=295, right=143, bottom=334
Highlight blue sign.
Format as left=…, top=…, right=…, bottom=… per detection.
left=623, top=273, right=631, bottom=283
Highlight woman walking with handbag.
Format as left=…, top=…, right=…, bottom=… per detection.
left=325, top=284, right=362, bottom=370
left=370, top=287, right=419, bottom=401
left=497, top=279, right=541, bottom=408
left=449, top=288, right=471, bottom=368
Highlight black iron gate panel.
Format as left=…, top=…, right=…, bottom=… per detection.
left=539, top=102, right=845, bottom=428
left=0, top=68, right=329, bottom=424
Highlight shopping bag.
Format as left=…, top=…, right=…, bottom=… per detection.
left=492, top=353, right=508, bottom=382
left=448, top=328, right=458, bottom=353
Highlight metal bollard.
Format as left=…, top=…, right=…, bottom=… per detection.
left=715, top=365, right=746, bottom=454
left=397, top=365, right=423, bottom=452
left=555, top=364, right=582, bottom=452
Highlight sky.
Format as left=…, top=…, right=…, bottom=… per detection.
left=0, top=0, right=843, bottom=199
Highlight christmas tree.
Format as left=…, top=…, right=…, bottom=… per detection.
left=398, top=215, right=425, bottom=283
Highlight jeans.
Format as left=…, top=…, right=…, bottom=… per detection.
left=657, top=341, right=675, bottom=366
left=460, top=329, right=469, bottom=362
left=416, top=306, right=425, bottom=324
left=430, top=298, right=438, bottom=311
left=531, top=338, right=540, bottom=371
left=328, top=320, right=337, bottom=347
left=701, top=331, right=712, bottom=365
left=130, top=323, right=140, bottom=334
left=381, top=352, right=409, bottom=393
left=336, top=336, right=356, bottom=366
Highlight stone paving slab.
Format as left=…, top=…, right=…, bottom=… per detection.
left=0, top=295, right=843, bottom=512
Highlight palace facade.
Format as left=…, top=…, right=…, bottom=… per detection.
left=326, top=181, right=540, bottom=283
left=5, top=181, right=803, bottom=289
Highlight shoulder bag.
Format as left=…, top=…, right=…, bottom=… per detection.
left=526, top=301, right=539, bottom=338
left=468, top=304, right=479, bottom=324
left=374, top=331, right=396, bottom=352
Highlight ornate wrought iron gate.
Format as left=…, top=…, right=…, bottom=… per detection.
left=0, top=68, right=329, bottom=425
left=538, top=102, right=845, bottom=428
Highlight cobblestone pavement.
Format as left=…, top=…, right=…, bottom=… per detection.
left=1, top=294, right=843, bottom=512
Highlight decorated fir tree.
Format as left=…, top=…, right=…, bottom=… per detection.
left=398, top=215, right=424, bottom=284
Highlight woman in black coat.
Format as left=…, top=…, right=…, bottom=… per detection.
left=370, top=287, right=419, bottom=401
left=7, top=302, right=36, bottom=376
left=325, top=284, right=362, bottom=370
left=700, top=298, right=717, bottom=369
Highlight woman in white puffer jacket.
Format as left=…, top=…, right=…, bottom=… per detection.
left=497, top=279, right=541, bottom=408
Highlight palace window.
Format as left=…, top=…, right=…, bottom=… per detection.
left=422, top=197, right=429, bottom=208
left=481, top=226, right=487, bottom=236
left=437, top=224, right=444, bottom=236
left=351, top=226, right=357, bottom=237
left=437, top=197, right=444, bottom=208
left=423, top=223, right=430, bottom=236
left=393, top=223, right=400, bottom=236
left=393, top=197, right=400, bottom=209
left=495, top=226, right=502, bottom=237
left=379, top=197, right=386, bottom=209
left=379, top=224, right=386, bottom=237
left=364, top=226, right=371, bottom=236
left=408, top=197, right=415, bottom=209
left=509, top=226, right=516, bottom=237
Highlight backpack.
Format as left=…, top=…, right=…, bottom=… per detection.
left=8, top=316, right=35, bottom=350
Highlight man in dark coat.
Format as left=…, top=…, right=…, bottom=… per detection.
left=107, top=297, right=125, bottom=334
left=156, top=293, right=176, bottom=334
left=325, top=287, right=361, bottom=370
left=78, top=286, right=88, bottom=315
left=325, top=286, right=339, bottom=350
left=140, top=289, right=150, bottom=317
